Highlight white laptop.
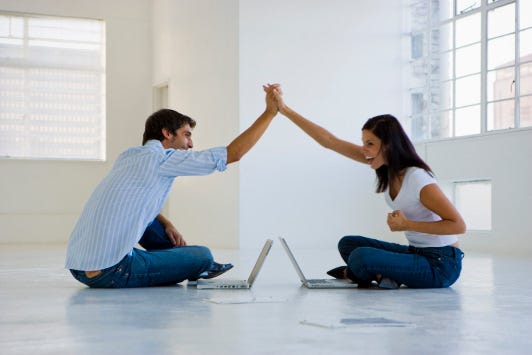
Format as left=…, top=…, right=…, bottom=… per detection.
left=196, top=239, right=273, bottom=289
left=279, top=237, right=358, bottom=289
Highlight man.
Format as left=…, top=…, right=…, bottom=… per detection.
left=65, top=85, right=278, bottom=288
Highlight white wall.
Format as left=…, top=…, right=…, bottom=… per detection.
left=416, top=129, right=532, bottom=255
left=4, top=1, right=529, bottom=257
left=0, top=0, right=153, bottom=243
left=152, top=0, right=240, bottom=248
left=238, top=0, right=532, bottom=256
left=151, top=0, right=403, bottom=251
left=238, top=0, right=404, bottom=249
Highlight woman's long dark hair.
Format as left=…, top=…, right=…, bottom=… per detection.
left=362, top=114, right=432, bottom=193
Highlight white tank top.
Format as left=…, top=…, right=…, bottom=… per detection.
left=384, top=167, right=458, bottom=248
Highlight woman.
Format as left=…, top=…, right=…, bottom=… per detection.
left=268, top=85, right=465, bottom=289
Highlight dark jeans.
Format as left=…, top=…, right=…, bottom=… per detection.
left=70, top=218, right=213, bottom=288
left=338, top=235, right=464, bottom=288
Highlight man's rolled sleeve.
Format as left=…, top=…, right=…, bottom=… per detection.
left=210, top=147, right=227, bottom=172
left=159, top=146, right=228, bottom=177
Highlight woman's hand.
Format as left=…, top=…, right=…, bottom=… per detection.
left=263, top=83, right=279, bottom=115
left=387, top=210, right=409, bottom=232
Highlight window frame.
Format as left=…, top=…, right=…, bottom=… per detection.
left=405, top=0, right=532, bottom=142
left=452, top=179, right=493, bottom=231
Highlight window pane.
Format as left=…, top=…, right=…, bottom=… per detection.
left=437, top=51, right=453, bottom=80
left=410, top=58, right=429, bottom=88
left=0, top=14, right=106, bottom=160
left=434, top=0, right=453, bottom=22
left=409, top=65, right=427, bottom=91
left=520, top=95, right=532, bottom=127
left=439, top=22, right=453, bottom=52
left=430, top=76, right=439, bottom=105
left=520, top=28, right=532, bottom=59
left=411, top=92, right=425, bottom=115
left=455, top=104, right=480, bottom=135
left=521, top=62, right=532, bottom=95
left=487, top=99, right=515, bottom=130
left=456, top=74, right=480, bottom=106
left=455, top=181, right=492, bottom=231
left=456, top=43, right=481, bottom=76
left=488, top=34, right=515, bottom=70
left=412, top=113, right=429, bottom=140
left=439, top=80, right=453, bottom=109
left=456, top=0, right=481, bottom=15
left=521, top=0, right=532, bottom=29
left=456, top=13, right=480, bottom=47
left=487, top=67, right=515, bottom=101
left=410, top=90, right=427, bottom=140
left=0, top=16, right=24, bottom=59
left=409, top=0, right=429, bottom=32
left=441, top=80, right=454, bottom=109
left=488, top=4, right=515, bottom=39
left=431, top=110, right=452, bottom=138
left=411, top=33, right=424, bottom=59
left=0, top=15, right=23, bottom=38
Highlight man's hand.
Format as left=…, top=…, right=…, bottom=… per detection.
left=157, top=214, right=187, bottom=247
left=387, top=210, right=409, bottom=232
left=165, top=224, right=187, bottom=247
left=226, top=84, right=278, bottom=164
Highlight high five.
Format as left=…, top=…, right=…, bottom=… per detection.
left=265, top=84, right=465, bottom=289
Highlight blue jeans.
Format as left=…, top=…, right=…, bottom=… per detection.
left=338, top=235, right=464, bottom=288
left=70, top=219, right=213, bottom=288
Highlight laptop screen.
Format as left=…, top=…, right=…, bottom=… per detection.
left=279, top=237, right=308, bottom=283
left=246, top=239, right=273, bottom=284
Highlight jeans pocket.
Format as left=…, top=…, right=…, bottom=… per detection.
left=91, top=269, right=121, bottom=288
left=107, top=265, right=130, bottom=288
left=71, top=269, right=113, bottom=288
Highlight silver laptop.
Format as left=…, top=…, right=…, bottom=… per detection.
left=196, top=239, right=273, bottom=289
left=279, top=237, right=358, bottom=289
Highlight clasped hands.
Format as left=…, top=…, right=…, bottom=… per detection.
left=262, top=83, right=286, bottom=115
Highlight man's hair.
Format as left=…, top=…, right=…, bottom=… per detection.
left=142, top=109, right=196, bottom=145
left=362, top=114, right=432, bottom=193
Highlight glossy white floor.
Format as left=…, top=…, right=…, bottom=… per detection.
left=1, top=243, right=531, bottom=355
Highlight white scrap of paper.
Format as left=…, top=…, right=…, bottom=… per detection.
left=204, top=296, right=287, bottom=304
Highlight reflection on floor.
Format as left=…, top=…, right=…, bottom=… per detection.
left=1, top=244, right=531, bottom=355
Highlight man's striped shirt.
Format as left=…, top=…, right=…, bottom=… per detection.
left=65, top=140, right=227, bottom=270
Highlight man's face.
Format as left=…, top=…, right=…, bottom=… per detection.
left=162, top=124, right=193, bottom=150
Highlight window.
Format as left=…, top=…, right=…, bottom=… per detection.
left=454, top=180, right=492, bottom=231
left=405, top=0, right=532, bottom=141
left=0, top=13, right=106, bottom=160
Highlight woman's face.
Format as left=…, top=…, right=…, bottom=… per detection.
left=361, top=129, right=386, bottom=170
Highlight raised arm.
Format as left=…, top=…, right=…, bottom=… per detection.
left=269, top=86, right=367, bottom=164
left=226, top=87, right=278, bottom=164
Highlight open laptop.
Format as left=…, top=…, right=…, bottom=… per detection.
left=196, top=239, right=273, bottom=289
left=279, top=237, right=358, bottom=289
